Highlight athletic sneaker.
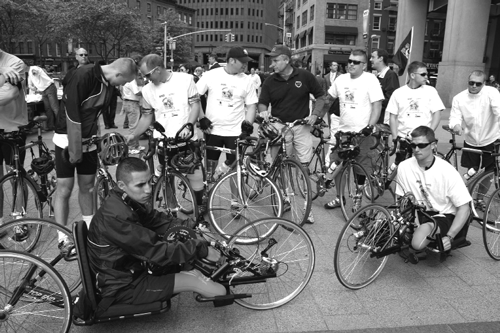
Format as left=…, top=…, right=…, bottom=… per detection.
left=13, top=225, right=29, bottom=242
left=306, top=212, right=315, bottom=224
left=283, top=197, right=291, bottom=212
left=58, top=239, right=76, bottom=257
left=230, top=201, right=243, bottom=218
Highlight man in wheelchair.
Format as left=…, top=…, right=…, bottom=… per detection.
left=87, top=157, right=226, bottom=305
left=395, top=126, right=472, bottom=259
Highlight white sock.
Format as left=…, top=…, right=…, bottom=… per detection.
left=82, top=215, right=93, bottom=228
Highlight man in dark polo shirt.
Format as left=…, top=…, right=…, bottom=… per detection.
left=258, top=45, right=326, bottom=224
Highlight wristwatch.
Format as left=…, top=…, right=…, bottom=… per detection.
left=446, top=234, right=454, bottom=243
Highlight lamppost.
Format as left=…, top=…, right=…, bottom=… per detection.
left=265, top=23, right=285, bottom=45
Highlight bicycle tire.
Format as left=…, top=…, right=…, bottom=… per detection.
left=272, top=158, right=312, bottom=227
left=0, top=218, right=81, bottom=294
left=307, top=150, right=323, bottom=201
left=227, top=217, right=315, bottom=309
left=207, top=170, right=283, bottom=241
left=468, top=170, right=496, bottom=221
left=339, top=162, right=374, bottom=221
left=483, top=188, right=500, bottom=260
left=93, top=175, right=111, bottom=213
left=152, top=170, right=199, bottom=221
left=334, top=204, right=393, bottom=290
left=0, top=173, right=43, bottom=251
left=0, top=250, right=72, bottom=333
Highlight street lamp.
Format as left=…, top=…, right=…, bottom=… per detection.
left=265, top=23, right=285, bottom=45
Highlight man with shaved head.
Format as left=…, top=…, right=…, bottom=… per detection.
left=62, top=48, right=90, bottom=87
left=53, top=57, right=136, bottom=254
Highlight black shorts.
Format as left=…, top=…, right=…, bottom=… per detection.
left=0, top=133, right=27, bottom=166
left=113, top=272, right=175, bottom=305
left=205, top=134, right=237, bottom=164
left=55, top=146, right=98, bottom=178
left=418, top=211, right=454, bottom=236
left=461, top=141, right=495, bottom=170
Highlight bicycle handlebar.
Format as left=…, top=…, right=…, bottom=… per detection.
left=153, top=122, right=194, bottom=144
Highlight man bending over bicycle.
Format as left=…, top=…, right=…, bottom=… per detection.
left=396, top=126, right=471, bottom=256
left=324, top=49, right=384, bottom=211
left=87, top=157, right=226, bottom=305
left=258, top=45, right=326, bottom=224
left=128, top=54, right=204, bottom=210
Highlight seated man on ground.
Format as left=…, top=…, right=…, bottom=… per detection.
left=395, top=126, right=471, bottom=253
left=87, top=157, right=226, bottom=305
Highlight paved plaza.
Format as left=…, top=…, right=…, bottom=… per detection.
left=31, top=107, right=500, bottom=333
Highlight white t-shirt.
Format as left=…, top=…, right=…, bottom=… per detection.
left=122, top=80, right=141, bottom=101
left=328, top=72, right=384, bottom=132
left=141, top=72, right=199, bottom=139
left=396, top=156, right=471, bottom=215
left=196, top=67, right=258, bottom=136
left=249, top=73, right=261, bottom=90
left=387, top=85, right=445, bottom=138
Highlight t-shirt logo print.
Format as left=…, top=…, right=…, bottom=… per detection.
left=221, top=87, right=234, bottom=107
left=162, top=96, right=174, bottom=109
left=295, top=81, right=302, bottom=88
left=409, top=99, right=419, bottom=110
left=344, top=89, right=354, bottom=101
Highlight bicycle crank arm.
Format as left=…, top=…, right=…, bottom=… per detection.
left=195, top=293, right=252, bottom=307
left=370, top=245, right=402, bottom=259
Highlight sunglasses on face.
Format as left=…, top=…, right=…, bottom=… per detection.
left=78, top=54, right=88, bottom=57
left=347, top=59, right=364, bottom=65
left=410, top=142, right=434, bottom=149
left=468, top=81, right=483, bottom=87
left=144, top=66, right=159, bottom=79
left=414, top=72, right=428, bottom=77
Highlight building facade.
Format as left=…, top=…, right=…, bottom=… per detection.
left=177, top=0, right=279, bottom=69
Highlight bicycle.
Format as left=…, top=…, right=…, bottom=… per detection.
left=327, top=130, right=375, bottom=221
left=254, top=116, right=312, bottom=226
left=0, top=217, right=315, bottom=332
left=333, top=193, right=473, bottom=290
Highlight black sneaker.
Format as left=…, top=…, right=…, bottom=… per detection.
left=13, top=225, right=29, bottom=242
left=58, top=239, right=76, bottom=257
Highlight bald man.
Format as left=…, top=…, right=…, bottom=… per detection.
left=53, top=58, right=136, bottom=254
left=62, top=48, right=90, bottom=87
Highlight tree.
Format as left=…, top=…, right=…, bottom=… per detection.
left=57, top=0, right=143, bottom=63
left=0, top=0, right=32, bottom=52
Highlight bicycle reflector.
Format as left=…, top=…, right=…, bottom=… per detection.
left=99, top=132, right=129, bottom=166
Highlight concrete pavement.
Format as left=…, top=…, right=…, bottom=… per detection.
left=31, top=107, right=500, bottom=333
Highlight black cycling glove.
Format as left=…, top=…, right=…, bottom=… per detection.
left=199, top=117, right=213, bottom=131
left=361, top=125, right=374, bottom=137
left=241, top=120, right=254, bottom=136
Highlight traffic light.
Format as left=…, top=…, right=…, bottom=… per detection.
left=230, top=33, right=235, bottom=42
left=225, top=33, right=230, bottom=42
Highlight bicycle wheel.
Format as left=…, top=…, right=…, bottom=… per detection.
left=468, top=170, right=496, bottom=221
left=93, top=175, right=110, bottom=213
left=0, top=250, right=72, bottom=333
left=153, top=170, right=198, bottom=221
left=334, top=204, right=393, bottom=290
left=483, top=188, right=500, bottom=260
left=0, top=219, right=81, bottom=294
left=0, top=174, right=43, bottom=251
left=208, top=171, right=283, bottom=240
left=307, top=150, right=323, bottom=201
left=227, top=217, right=315, bottom=309
left=339, top=162, right=374, bottom=221
left=273, top=158, right=312, bottom=227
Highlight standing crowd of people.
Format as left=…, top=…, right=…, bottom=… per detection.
left=0, top=43, right=499, bottom=306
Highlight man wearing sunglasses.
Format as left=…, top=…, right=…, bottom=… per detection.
left=62, top=48, right=90, bottom=88
left=324, top=49, right=384, bottom=210
left=396, top=126, right=471, bottom=254
left=449, top=70, right=500, bottom=185
left=387, top=61, right=445, bottom=167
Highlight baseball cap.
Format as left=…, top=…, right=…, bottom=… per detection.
left=267, top=45, right=292, bottom=58
left=226, top=47, right=253, bottom=63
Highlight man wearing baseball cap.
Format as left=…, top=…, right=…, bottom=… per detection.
left=258, top=45, right=326, bottom=224
left=196, top=47, right=257, bottom=218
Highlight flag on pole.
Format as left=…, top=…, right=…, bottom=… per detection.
left=393, top=28, right=413, bottom=76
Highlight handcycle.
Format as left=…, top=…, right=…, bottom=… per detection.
left=253, top=116, right=312, bottom=226
left=333, top=192, right=473, bottom=290
left=0, top=216, right=315, bottom=332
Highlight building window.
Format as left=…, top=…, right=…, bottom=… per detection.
left=388, top=16, right=397, bottom=31
left=374, top=1, right=382, bottom=10
left=27, top=41, right=33, bottom=53
left=235, top=8, right=238, bottom=15
left=387, top=37, right=395, bottom=54
left=297, top=15, right=300, bottom=27
left=373, top=15, right=381, bottom=30
left=371, top=36, right=380, bottom=50
left=325, top=33, right=356, bottom=46
left=215, top=8, right=218, bottom=15
left=302, top=10, right=307, bottom=26
left=310, top=5, right=314, bottom=20
left=433, top=21, right=442, bottom=36
left=18, top=42, right=24, bottom=54
left=297, top=0, right=300, bottom=9
left=136, top=0, right=140, bottom=9
left=231, top=8, right=233, bottom=15
left=147, top=3, right=151, bottom=12
left=55, top=43, right=61, bottom=56
left=326, top=3, right=358, bottom=20
left=157, top=6, right=160, bottom=16
left=46, top=43, right=52, bottom=56
left=303, top=0, right=307, bottom=4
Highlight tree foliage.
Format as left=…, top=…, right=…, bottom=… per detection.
left=0, top=0, right=31, bottom=52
